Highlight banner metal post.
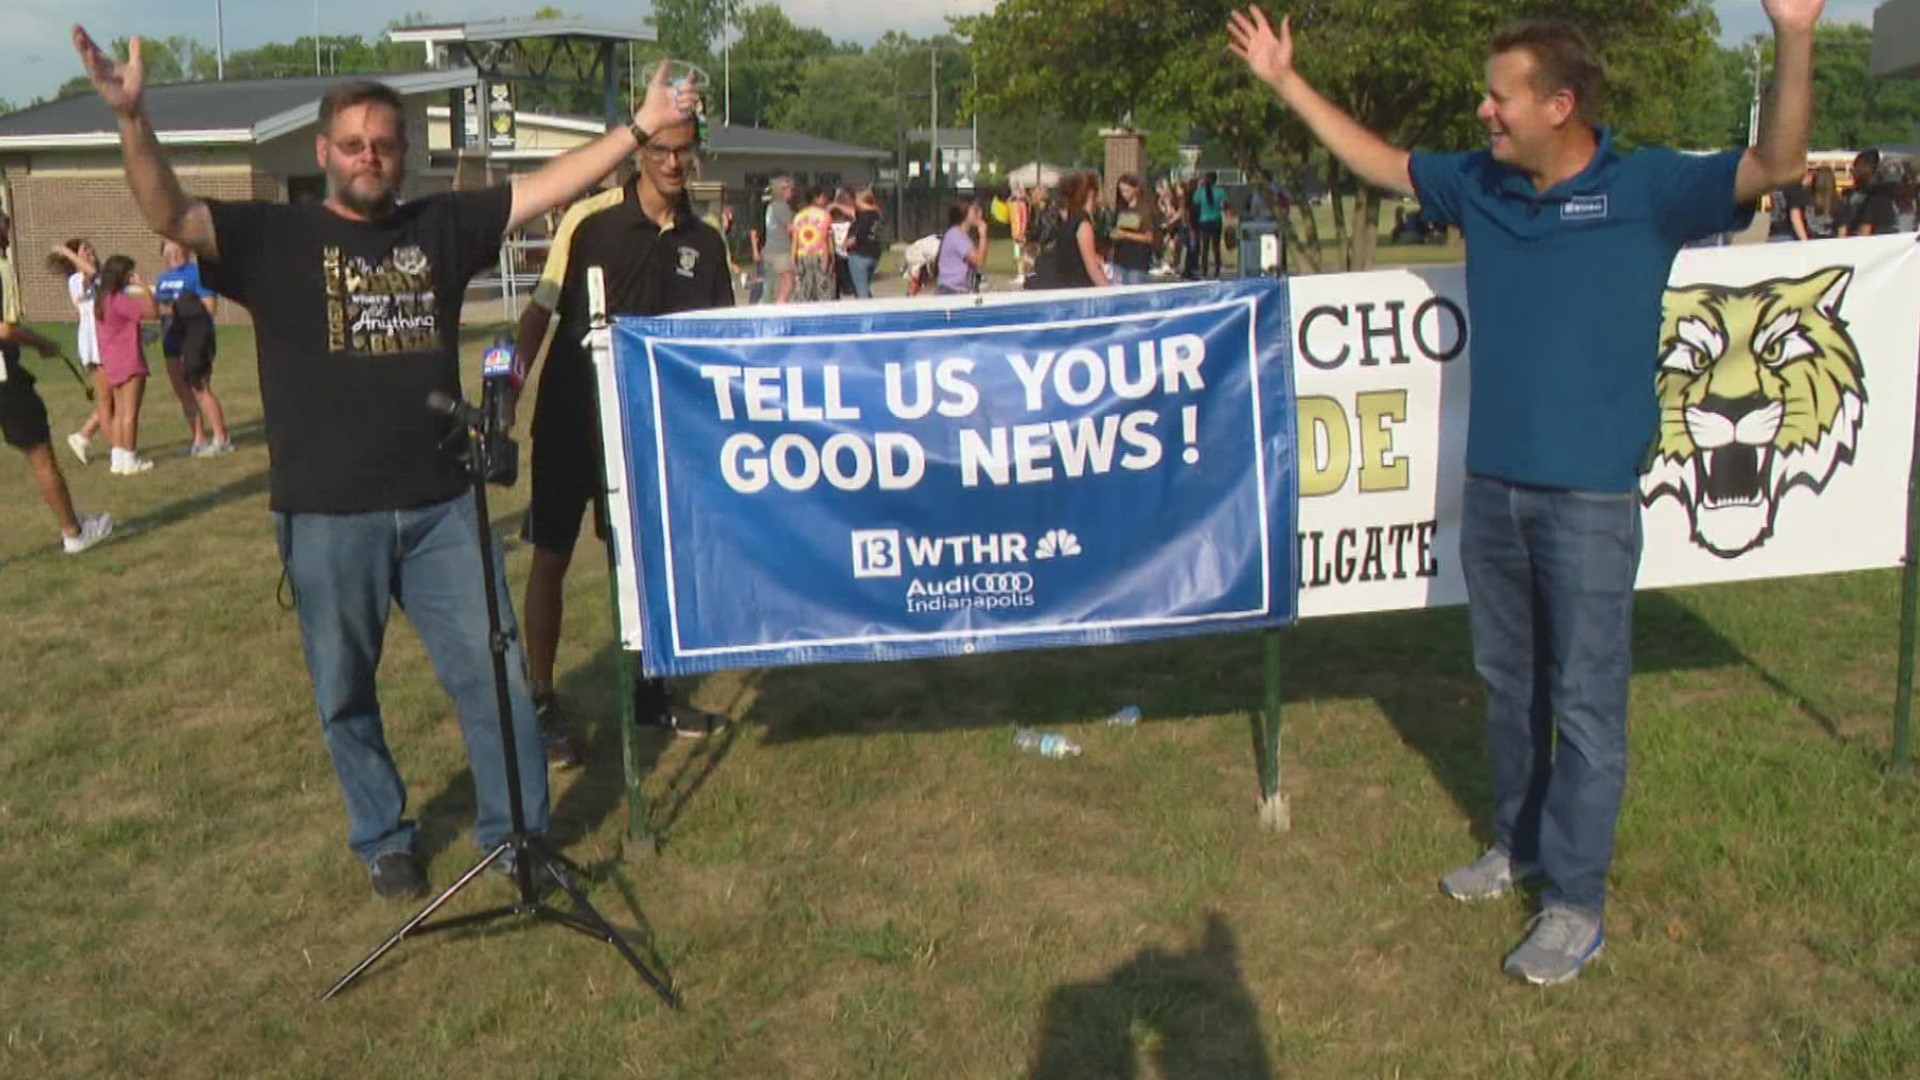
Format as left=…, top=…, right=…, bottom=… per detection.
left=1257, top=628, right=1290, bottom=831
left=1894, top=335, right=1920, bottom=778
left=586, top=268, right=654, bottom=845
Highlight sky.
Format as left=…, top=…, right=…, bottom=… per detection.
left=0, top=0, right=1884, bottom=115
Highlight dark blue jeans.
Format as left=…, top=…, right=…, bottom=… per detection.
left=847, top=253, right=878, bottom=298
left=275, top=493, right=550, bottom=865
left=1459, top=475, right=1642, bottom=915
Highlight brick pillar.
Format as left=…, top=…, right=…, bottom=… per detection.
left=1101, top=128, right=1146, bottom=203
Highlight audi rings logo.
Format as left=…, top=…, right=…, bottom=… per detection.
left=971, top=571, right=1034, bottom=595
left=904, top=570, right=1039, bottom=613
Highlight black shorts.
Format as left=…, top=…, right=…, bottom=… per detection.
left=523, top=421, right=608, bottom=555
left=0, top=378, right=52, bottom=450
left=167, top=318, right=216, bottom=384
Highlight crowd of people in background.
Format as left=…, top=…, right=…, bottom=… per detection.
left=739, top=166, right=1267, bottom=304
left=42, top=234, right=233, bottom=475
left=1769, top=148, right=1919, bottom=241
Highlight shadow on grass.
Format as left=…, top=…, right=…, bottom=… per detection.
left=113, top=465, right=272, bottom=542
left=1028, top=912, right=1273, bottom=1079
left=745, top=592, right=1748, bottom=844
left=3, top=460, right=273, bottom=569
left=139, top=417, right=267, bottom=461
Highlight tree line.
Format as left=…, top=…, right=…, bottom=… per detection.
left=4, top=4, right=1914, bottom=264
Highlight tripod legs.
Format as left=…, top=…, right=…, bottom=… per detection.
left=319, top=836, right=677, bottom=1006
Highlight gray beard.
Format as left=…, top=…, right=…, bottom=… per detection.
left=332, top=178, right=399, bottom=219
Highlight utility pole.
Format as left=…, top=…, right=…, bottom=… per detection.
left=215, top=0, right=226, bottom=80
left=1748, top=34, right=1765, bottom=147
left=723, top=0, right=733, bottom=127
left=314, top=0, right=321, bottom=76
left=931, top=48, right=940, bottom=188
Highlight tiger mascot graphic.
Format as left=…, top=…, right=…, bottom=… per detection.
left=1640, top=267, right=1865, bottom=558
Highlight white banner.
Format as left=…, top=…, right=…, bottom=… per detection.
left=1291, top=235, right=1920, bottom=618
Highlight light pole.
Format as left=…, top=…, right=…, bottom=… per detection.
left=930, top=48, right=939, bottom=187
left=314, top=0, right=321, bottom=76
left=215, top=0, right=226, bottom=80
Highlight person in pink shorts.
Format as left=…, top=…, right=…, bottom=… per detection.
left=93, top=255, right=159, bottom=474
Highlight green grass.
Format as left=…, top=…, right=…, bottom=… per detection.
left=2, top=322, right=1918, bottom=1078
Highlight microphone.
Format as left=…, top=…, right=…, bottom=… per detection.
left=425, top=390, right=485, bottom=427
left=481, top=336, right=522, bottom=388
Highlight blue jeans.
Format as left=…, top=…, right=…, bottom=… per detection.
left=274, top=492, right=550, bottom=865
left=847, top=254, right=878, bottom=298
left=1115, top=267, right=1151, bottom=286
left=1459, top=475, right=1642, bottom=915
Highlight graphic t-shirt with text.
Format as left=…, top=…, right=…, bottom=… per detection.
left=201, top=187, right=511, bottom=513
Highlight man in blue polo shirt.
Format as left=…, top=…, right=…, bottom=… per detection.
left=1229, top=1, right=1822, bottom=984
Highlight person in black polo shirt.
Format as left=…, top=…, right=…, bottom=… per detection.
left=511, top=116, right=733, bottom=754
left=74, top=25, right=701, bottom=900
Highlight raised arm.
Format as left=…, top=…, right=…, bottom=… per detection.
left=127, top=273, right=162, bottom=320
left=1735, top=0, right=1825, bottom=206
left=1228, top=6, right=1413, bottom=196
left=50, top=242, right=98, bottom=278
left=73, top=28, right=219, bottom=259
left=507, top=60, right=698, bottom=233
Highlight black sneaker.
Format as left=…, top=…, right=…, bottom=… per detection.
left=532, top=687, right=581, bottom=768
left=369, top=850, right=426, bottom=900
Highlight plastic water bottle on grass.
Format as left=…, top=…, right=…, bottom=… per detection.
left=1013, top=728, right=1082, bottom=759
left=1106, top=705, right=1141, bottom=727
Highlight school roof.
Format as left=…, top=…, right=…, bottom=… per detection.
left=0, top=69, right=481, bottom=150
left=388, top=19, right=655, bottom=47
left=457, top=108, right=889, bottom=161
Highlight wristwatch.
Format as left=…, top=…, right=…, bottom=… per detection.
left=626, top=118, right=650, bottom=147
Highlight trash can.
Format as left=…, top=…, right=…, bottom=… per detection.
left=1236, top=219, right=1287, bottom=278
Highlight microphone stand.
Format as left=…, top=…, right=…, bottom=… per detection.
left=319, top=391, right=676, bottom=1007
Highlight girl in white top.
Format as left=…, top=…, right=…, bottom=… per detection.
left=48, top=239, right=112, bottom=464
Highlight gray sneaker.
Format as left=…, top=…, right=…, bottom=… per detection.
left=1439, top=846, right=1541, bottom=901
left=1503, top=906, right=1604, bottom=985
left=62, top=513, right=113, bottom=556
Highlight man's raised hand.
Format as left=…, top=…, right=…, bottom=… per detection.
left=632, top=59, right=701, bottom=137
left=72, top=27, right=145, bottom=119
left=1227, top=6, right=1295, bottom=90
left=1762, top=0, right=1827, bottom=33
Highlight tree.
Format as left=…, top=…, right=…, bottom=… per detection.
left=772, top=53, right=896, bottom=150
left=652, top=0, right=727, bottom=68
left=1801, top=24, right=1920, bottom=149
left=1671, top=44, right=1752, bottom=150
left=965, top=0, right=1725, bottom=271
left=728, top=3, right=837, bottom=127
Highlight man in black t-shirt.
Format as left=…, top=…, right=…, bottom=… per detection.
left=74, top=25, right=700, bottom=900
left=0, top=208, right=114, bottom=556
left=510, top=118, right=733, bottom=755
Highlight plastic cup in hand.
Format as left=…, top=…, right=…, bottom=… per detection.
left=660, top=59, right=710, bottom=121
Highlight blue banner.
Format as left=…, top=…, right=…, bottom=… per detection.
left=606, top=280, right=1299, bottom=676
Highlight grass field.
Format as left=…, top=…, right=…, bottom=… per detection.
left=3, top=319, right=1918, bottom=1079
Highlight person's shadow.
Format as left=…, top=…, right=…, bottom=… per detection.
left=1029, top=912, right=1274, bottom=1079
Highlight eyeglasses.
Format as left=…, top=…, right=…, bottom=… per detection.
left=641, top=143, right=703, bottom=165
